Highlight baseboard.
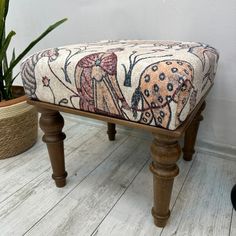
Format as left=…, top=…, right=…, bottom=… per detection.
left=63, top=113, right=236, bottom=161
left=197, top=139, right=236, bottom=162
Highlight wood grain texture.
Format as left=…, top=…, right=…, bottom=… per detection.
left=39, top=110, right=67, bottom=187
left=107, top=122, right=116, bottom=141
left=0, top=115, right=235, bottom=236
left=0, top=120, right=78, bottom=204
left=28, top=93, right=209, bottom=138
left=0, top=126, right=127, bottom=235
left=161, top=153, right=236, bottom=236
left=64, top=113, right=153, bottom=141
left=0, top=118, right=75, bottom=171
left=230, top=210, right=236, bottom=235
left=25, top=136, right=150, bottom=236
left=183, top=101, right=205, bottom=161
left=94, top=158, right=193, bottom=236
left=150, top=133, right=181, bottom=227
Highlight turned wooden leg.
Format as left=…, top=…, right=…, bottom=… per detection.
left=107, top=122, right=116, bottom=141
left=150, top=133, right=181, bottom=227
left=39, top=108, right=67, bottom=188
left=183, top=101, right=206, bottom=161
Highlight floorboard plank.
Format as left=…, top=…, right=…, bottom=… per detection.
left=0, top=128, right=128, bottom=235
left=93, top=157, right=193, bottom=236
left=25, top=136, right=150, bottom=236
left=0, top=118, right=77, bottom=170
left=1, top=116, right=235, bottom=236
left=161, top=154, right=236, bottom=236
left=0, top=122, right=98, bottom=204
left=230, top=209, right=236, bottom=236
left=64, top=113, right=153, bottom=141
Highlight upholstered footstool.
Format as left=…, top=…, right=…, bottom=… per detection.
left=21, top=40, right=219, bottom=227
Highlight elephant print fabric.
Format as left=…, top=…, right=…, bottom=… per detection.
left=131, top=60, right=195, bottom=128
left=75, top=52, right=129, bottom=119
left=20, top=40, right=219, bottom=130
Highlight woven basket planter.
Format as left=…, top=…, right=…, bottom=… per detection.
left=0, top=86, right=38, bottom=159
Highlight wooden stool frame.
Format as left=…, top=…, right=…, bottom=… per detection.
left=28, top=95, right=206, bottom=228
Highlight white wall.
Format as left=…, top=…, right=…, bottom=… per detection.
left=7, top=0, right=236, bottom=149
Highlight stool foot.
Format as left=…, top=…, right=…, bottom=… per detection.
left=107, top=123, right=116, bottom=141
left=183, top=101, right=206, bottom=161
left=52, top=172, right=67, bottom=188
left=150, top=133, right=181, bottom=227
left=39, top=108, right=67, bottom=187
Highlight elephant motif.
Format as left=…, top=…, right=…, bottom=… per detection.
left=74, top=52, right=129, bottom=118
left=131, top=60, right=196, bottom=129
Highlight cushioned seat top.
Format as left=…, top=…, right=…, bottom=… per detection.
left=21, top=40, right=219, bottom=130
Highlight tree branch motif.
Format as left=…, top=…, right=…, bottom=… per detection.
left=47, top=60, right=79, bottom=98
left=122, top=51, right=137, bottom=87
left=60, top=47, right=87, bottom=84
left=123, top=49, right=173, bottom=87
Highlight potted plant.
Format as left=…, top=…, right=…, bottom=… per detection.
left=0, top=0, right=67, bottom=159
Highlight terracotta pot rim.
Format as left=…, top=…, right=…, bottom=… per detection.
left=0, top=85, right=27, bottom=108
left=0, top=95, right=27, bottom=108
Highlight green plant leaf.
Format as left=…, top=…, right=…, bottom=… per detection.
left=3, top=0, right=9, bottom=18
left=5, top=49, right=15, bottom=82
left=9, top=47, right=15, bottom=65
left=0, top=0, right=6, bottom=83
left=0, top=30, right=15, bottom=62
left=5, top=71, right=19, bottom=98
left=3, top=18, right=67, bottom=82
left=0, top=0, right=9, bottom=47
left=4, top=48, right=15, bottom=95
left=0, top=0, right=6, bottom=39
left=2, top=46, right=11, bottom=74
left=10, top=71, right=19, bottom=84
left=0, top=0, right=10, bottom=100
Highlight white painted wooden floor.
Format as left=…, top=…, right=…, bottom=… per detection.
left=0, top=116, right=236, bottom=236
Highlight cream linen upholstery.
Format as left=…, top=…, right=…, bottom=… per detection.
left=21, top=40, right=219, bottom=130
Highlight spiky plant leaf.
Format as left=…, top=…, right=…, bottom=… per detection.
left=0, top=30, right=15, bottom=62
left=3, top=18, right=67, bottom=82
